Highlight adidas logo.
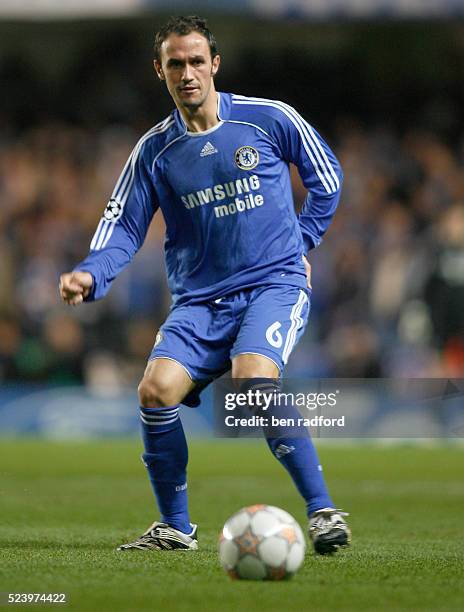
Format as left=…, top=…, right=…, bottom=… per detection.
left=274, top=444, right=296, bottom=459
left=200, top=141, right=218, bottom=157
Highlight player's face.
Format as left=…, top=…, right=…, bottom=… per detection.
left=155, top=32, right=220, bottom=111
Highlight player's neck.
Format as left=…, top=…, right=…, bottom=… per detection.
left=179, top=89, right=219, bottom=134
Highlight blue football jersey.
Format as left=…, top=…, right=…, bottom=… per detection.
left=75, top=92, right=343, bottom=305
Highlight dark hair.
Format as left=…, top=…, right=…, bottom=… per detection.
left=154, top=15, right=218, bottom=61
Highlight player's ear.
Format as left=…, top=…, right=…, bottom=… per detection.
left=211, top=54, right=220, bottom=77
left=154, top=60, right=165, bottom=80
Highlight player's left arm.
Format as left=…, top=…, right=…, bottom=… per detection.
left=274, top=105, right=343, bottom=253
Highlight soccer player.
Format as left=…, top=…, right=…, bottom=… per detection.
left=59, top=15, right=351, bottom=554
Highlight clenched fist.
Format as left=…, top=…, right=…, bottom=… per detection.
left=59, top=271, right=93, bottom=306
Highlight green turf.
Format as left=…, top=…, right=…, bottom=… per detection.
left=1, top=440, right=463, bottom=611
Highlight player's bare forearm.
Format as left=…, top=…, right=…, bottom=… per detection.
left=59, top=271, right=93, bottom=306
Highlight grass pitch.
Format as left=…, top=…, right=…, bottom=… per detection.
left=1, top=440, right=463, bottom=611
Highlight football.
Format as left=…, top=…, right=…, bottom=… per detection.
left=218, top=504, right=306, bottom=580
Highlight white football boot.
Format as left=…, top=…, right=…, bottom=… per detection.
left=117, top=521, right=198, bottom=551
left=309, top=508, right=351, bottom=555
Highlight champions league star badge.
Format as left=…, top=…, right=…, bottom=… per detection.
left=103, top=198, right=123, bottom=221
left=235, top=146, right=259, bottom=170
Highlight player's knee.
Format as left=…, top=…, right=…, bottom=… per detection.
left=137, top=377, right=179, bottom=408
left=232, top=354, right=279, bottom=380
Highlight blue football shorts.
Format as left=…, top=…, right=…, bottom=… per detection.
left=149, top=283, right=311, bottom=407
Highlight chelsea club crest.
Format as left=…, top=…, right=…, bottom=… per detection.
left=235, top=146, right=259, bottom=170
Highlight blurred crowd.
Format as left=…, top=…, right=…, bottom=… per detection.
left=1, top=116, right=463, bottom=388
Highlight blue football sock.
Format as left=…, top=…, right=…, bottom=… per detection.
left=241, top=379, right=334, bottom=516
left=139, top=405, right=191, bottom=534
left=265, top=433, right=334, bottom=516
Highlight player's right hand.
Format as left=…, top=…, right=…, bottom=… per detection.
left=302, top=255, right=312, bottom=290
left=59, top=271, right=93, bottom=306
